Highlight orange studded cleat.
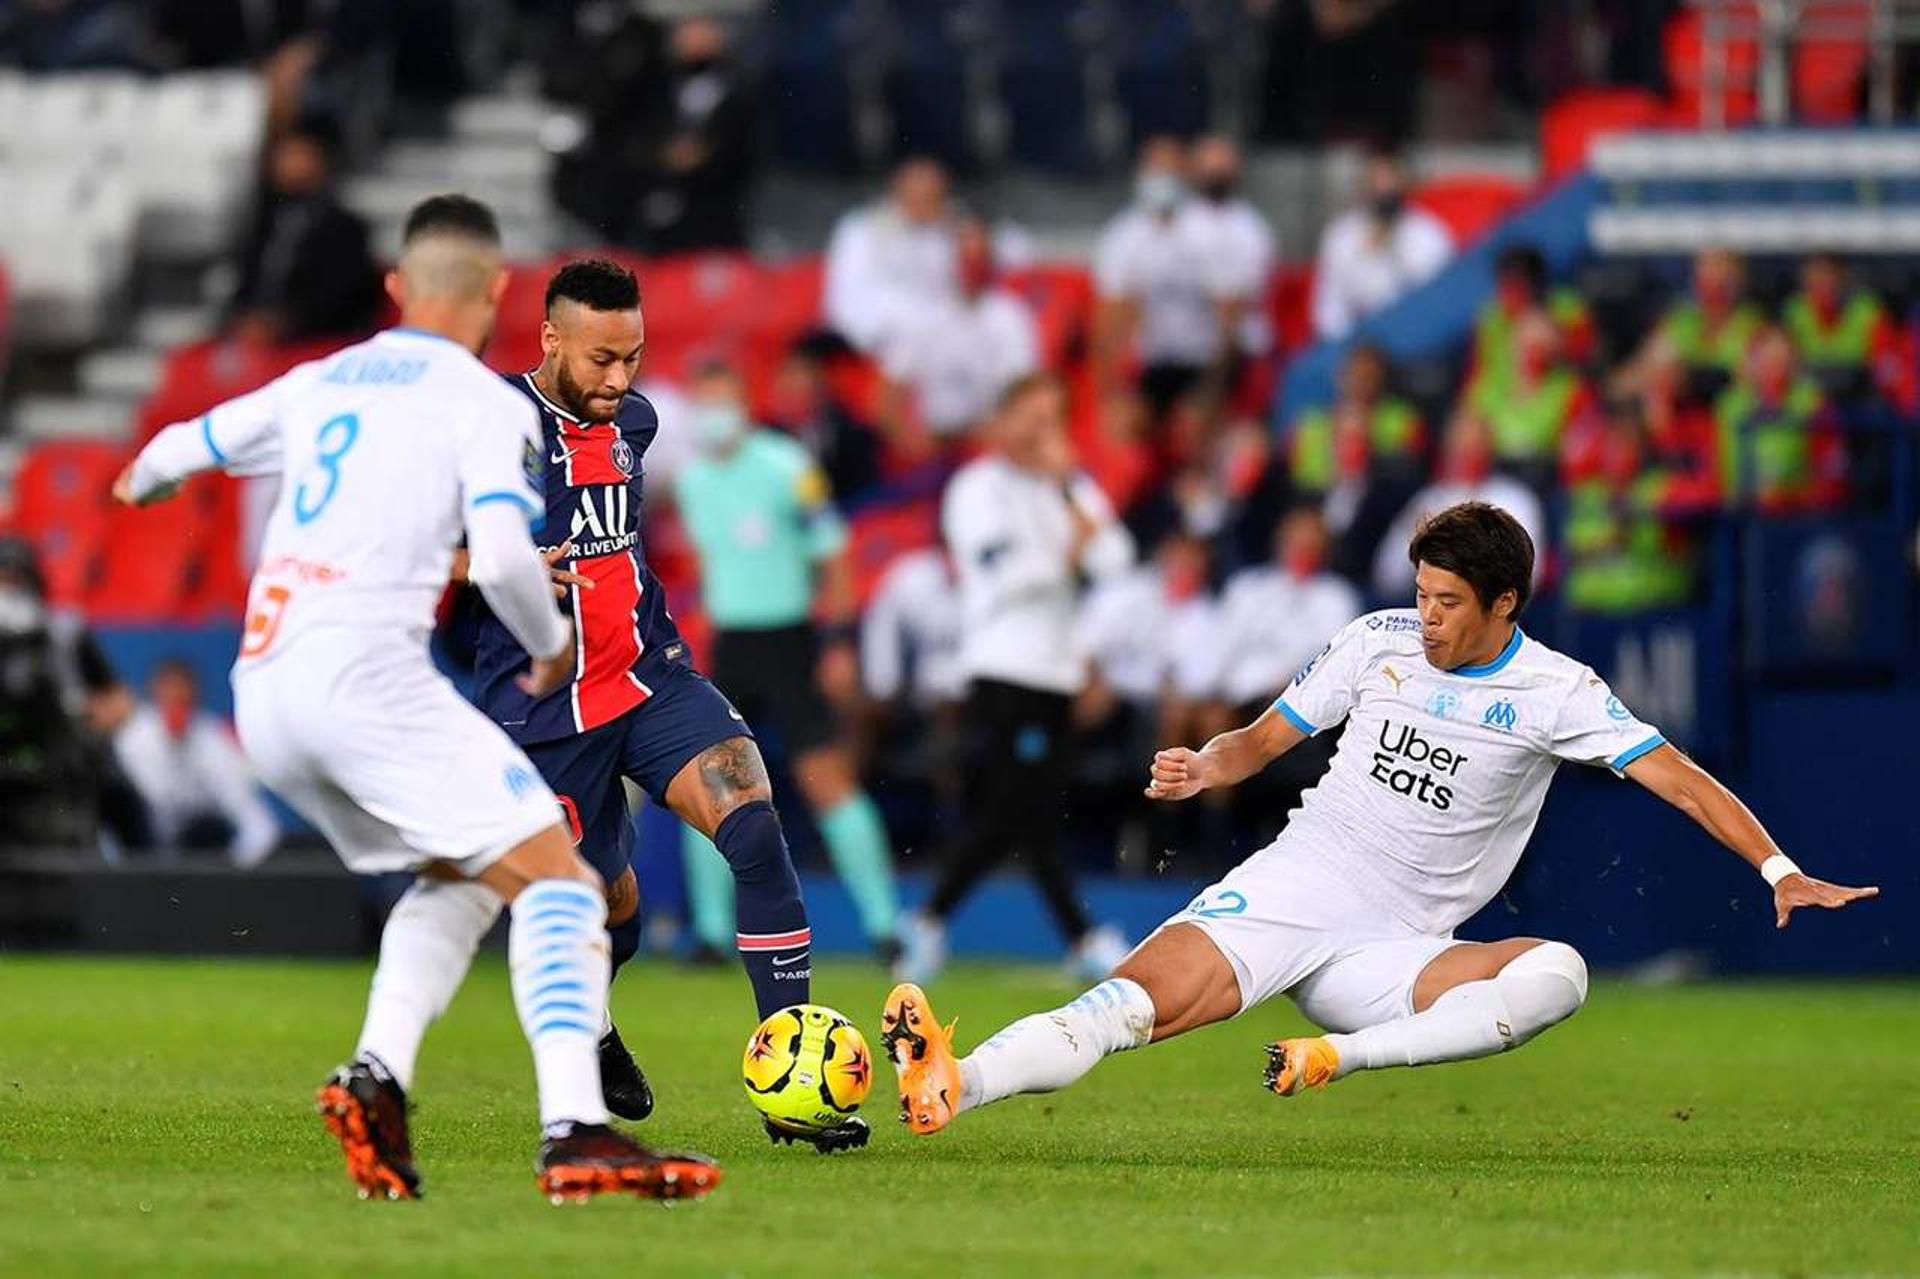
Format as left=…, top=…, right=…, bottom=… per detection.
left=315, top=1058, right=422, bottom=1201
left=880, top=983, right=963, bottom=1135
left=1262, top=1037, right=1341, bottom=1097
left=536, top=1123, right=721, bottom=1205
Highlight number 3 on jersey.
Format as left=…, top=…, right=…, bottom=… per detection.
left=293, top=412, right=360, bottom=525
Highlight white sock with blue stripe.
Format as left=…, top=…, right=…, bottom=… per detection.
left=958, top=978, right=1155, bottom=1114
left=509, top=880, right=611, bottom=1131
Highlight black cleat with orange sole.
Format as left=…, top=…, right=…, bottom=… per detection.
left=315, top=1058, right=422, bottom=1201
left=536, top=1123, right=721, bottom=1204
left=762, top=1114, right=871, bottom=1154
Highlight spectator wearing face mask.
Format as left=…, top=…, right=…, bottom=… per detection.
left=630, top=17, right=755, bottom=253
left=878, top=217, right=1040, bottom=458
left=112, top=659, right=280, bottom=867
left=1215, top=507, right=1360, bottom=713
left=1781, top=252, right=1907, bottom=407
left=1562, top=400, right=1697, bottom=615
left=1468, top=243, right=1594, bottom=400
left=1712, top=326, right=1844, bottom=512
left=823, top=157, right=961, bottom=354
left=1181, top=135, right=1279, bottom=368
left=1092, top=136, right=1249, bottom=419
left=672, top=361, right=904, bottom=960
left=1453, top=308, right=1596, bottom=497
left=1372, top=416, right=1547, bottom=600
left=225, top=110, right=381, bottom=346
left=1310, top=147, right=1455, bottom=341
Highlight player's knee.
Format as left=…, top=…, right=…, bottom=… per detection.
left=1497, top=941, right=1588, bottom=1039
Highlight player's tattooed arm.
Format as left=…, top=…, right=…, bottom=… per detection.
left=1146, top=704, right=1307, bottom=802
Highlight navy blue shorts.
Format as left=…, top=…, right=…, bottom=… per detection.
left=521, top=663, right=752, bottom=885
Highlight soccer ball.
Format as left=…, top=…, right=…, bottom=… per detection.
left=741, top=1003, right=872, bottom=1133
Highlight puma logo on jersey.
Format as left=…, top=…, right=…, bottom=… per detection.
left=1382, top=663, right=1408, bottom=693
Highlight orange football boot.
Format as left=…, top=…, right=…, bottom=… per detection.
left=1263, top=1037, right=1341, bottom=1096
left=880, top=983, right=963, bottom=1135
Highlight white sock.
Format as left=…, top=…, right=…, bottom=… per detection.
left=354, top=878, right=502, bottom=1091
left=1324, top=942, right=1588, bottom=1078
left=958, top=977, right=1156, bottom=1113
left=509, top=880, right=611, bottom=1130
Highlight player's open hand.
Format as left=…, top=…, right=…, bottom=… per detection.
left=1145, top=747, right=1209, bottom=802
left=518, top=622, right=577, bottom=698
left=1774, top=873, right=1879, bottom=929
left=544, top=541, right=594, bottom=599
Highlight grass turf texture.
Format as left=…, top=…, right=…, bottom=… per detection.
left=1, top=957, right=1914, bottom=1277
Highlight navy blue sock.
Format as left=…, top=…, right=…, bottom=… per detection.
left=607, top=908, right=642, bottom=977
left=713, top=799, right=811, bottom=1018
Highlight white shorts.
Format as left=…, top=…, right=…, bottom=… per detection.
left=233, top=633, right=562, bottom=877
left=1163, top=834, right=1456, bottom=1034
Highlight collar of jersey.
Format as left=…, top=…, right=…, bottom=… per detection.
left=1450, top=625, right=1524, bottom=679
left=521, top=371, right=592, bottom=425
left=384, top=325, right=465, bottom=349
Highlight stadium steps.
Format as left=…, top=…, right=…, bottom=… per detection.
left=132, top=305, right=217, bottom=354
left=11, top=394, right=132, bottom=441
left=77, top=348, right=167, bottom=404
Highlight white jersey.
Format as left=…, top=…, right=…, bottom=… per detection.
left=1272, top=609, right=1665, bottom=935
left=131, top=328, right=546, bottom=664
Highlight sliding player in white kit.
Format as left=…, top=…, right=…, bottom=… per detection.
left=884, top=502, right=1878, bottom=1132
left=114, top=195, right=720, bottom=1204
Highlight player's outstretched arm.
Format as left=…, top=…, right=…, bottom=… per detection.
left=114, top=380, right=292, bottom=506
left=1145, top=704, right=1306, bottom=802
left=1624, top=743, right=1879, bottom=928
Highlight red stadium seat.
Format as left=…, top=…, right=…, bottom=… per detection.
left=10, top=440, right=123, bottom=537
left=1540, top=87, right=1668, bottom=182
left=85, top=499, right=202, bottom=621
left=632, top=253, right=766, bottom=349
left=752, top=258, right=827, bottom=348
left=1410, top=177, right=1531, bottom=247
left=847, top=497, right=941, bottom=608
left=1795, top=5, right=1869, bottom=124
left=1663, top=8, right=1760, bottom=126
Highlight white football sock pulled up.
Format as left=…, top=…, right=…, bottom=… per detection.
left=959, top=977, right=1156, bottom=1113
left=1324, top=942, right=1589, bottom=1078
left=354, top=878, right=503, bottom=1091
left=509, top=879, right=611, bottom=1131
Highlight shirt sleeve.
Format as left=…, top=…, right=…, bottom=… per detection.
left=794, top=459, right=849, bottom=560
left=126, top=373, right=292, bottom=498
left=459, top=392, right=545, bottom=528
left=1066, top=474, right=1134, bottom=581
left=942, top=470, right=1068, bottom=606
left=1550, top=669, right=1666, bottom=774
left=1272, top=614, right=1372, bottom=735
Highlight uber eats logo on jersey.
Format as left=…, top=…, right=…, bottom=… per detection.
left=1370, top=719, right=1467, bottom=811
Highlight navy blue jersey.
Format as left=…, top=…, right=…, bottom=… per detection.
left=471, top=373, right=687, bottom=745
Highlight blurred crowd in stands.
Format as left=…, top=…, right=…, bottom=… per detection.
left=2, top=0, right=1915, bottom=878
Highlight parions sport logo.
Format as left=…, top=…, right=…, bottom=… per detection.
left=1369, top=719, right=1468, bottom=811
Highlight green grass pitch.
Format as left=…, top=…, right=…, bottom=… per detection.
left=1, top=955, right=1914, bottom=1277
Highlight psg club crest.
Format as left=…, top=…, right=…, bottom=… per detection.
left=611, top=437, right=635, bottom=476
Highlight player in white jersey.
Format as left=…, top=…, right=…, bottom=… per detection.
left=114, top=195, right=720, bottom=1204
left=882, top=502, right=1878, bottom=1133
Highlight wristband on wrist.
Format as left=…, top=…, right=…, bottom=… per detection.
left=1760, top=854, right=1802, bottom=887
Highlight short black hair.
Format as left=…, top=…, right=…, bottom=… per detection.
left=402, top=194, right=500, bottom=246
left=1494, top=243, right=1549, bottom=292
left=545, top=258, right=641, bottom=315
left=1407, top=501, right=1534, bottom=618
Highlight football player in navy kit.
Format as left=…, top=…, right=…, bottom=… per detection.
left=451, top=258, right=865, bottom=1152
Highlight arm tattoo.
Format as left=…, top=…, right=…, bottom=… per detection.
left=696, top=736, right=771, bottom=809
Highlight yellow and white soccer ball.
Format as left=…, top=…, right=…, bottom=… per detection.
left=741, top=1003, right=872, bottom=1133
